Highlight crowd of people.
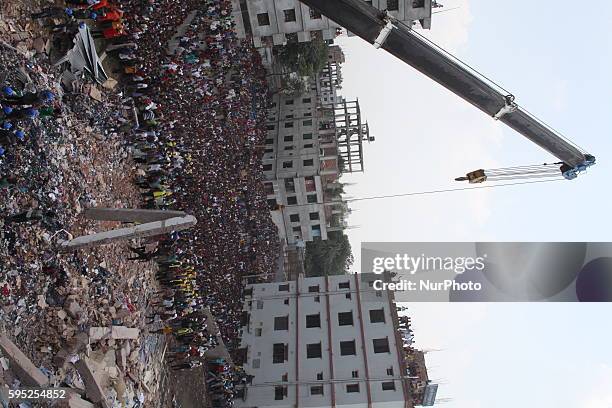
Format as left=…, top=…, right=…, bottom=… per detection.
left=2, top=0, right=280, bottom=403
left=102, top=0, right=280, bottom=353
left=206, top=358, right=253, bottom=408
left=0, top=88, right=57, bottom=157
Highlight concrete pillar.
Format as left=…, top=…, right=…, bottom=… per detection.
left=74, top=358, right=110, bottom=408
left=59, top=215, right=197, bottom=252
left=0, top=335, right=49, bottom=387
left=83, top=208, right=187, bottom=223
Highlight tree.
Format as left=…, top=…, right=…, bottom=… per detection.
left=277, top=37, right=329, bottom=77
left=304, top=231, right=354, bottom=276
left=279, top=77, right=308, bottom=96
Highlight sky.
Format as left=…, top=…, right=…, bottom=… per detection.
left=333, top=0, right=612, bottom=407
left=336, top=0, right=612, bottom=272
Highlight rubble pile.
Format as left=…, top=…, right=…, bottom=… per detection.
left=0, top=7, right=166, bottom=407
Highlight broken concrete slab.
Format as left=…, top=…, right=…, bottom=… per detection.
left=0, top=335, right=49, bottom=387
left=89, top=327, right=111, bottom=341
left=89, top=326, right=139, bottom=341
left=55, top=392, right=96, bottom=408
left=111, top=326, right=139, bottom=340
left=74, top=358, right=110, bottom=408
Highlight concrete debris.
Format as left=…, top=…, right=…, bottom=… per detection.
left=74, top=358, right=110, bottom=408
left=0, top=335, right=49, bottom=387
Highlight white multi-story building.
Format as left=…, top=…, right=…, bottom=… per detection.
left=237, top=274, right=438, bottom=408
left=230, top=0, right=434, bottom=48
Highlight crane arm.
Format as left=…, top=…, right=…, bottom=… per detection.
left=299, top=0, right=595, bottom=172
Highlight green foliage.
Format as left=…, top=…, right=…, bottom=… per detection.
left=281, top=77, right=308, bottom=96
left=277, top=38, right=329, bottom=77
left=304, top=231, right=354, bottom=276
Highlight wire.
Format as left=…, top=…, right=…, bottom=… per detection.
left=394, top=19, right=513, bottom=96
left=393, top=19, right=589, bottom=155
left=346, top=178, right=565, bottom=203
left=517, top=104, right=587, bottom=153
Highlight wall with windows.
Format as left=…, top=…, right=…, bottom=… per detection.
left=231, top=0, right=433, bottom=48
left=238, top=275, right=409, bottom=408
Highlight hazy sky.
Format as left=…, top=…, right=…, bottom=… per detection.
left=334, top=0, right=612, bottom=407
left=336, top=0, right=612, bottom=272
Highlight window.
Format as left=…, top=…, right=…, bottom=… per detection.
left=285, top=114, right=294, bottom=119
left=283, top=298, right=290, bottom=305
left=351, top=370, right=359, bottom=378
left=264, top=148, right=273, bottom=154
left=304, top=112, right=312, bottom=117
left=282, top=161, right=293, bottom=169
left=387, top=0, right=399, bottom=11
left=338, top=311, right=354, bottom=326
left=345, top=293, right=352, bottom=300
left=285, top=122, right=294, bottom=128
left=305, top=176, right=316, bottom=192
left=314, top=296, right=320, bottom=303
left=266, top=124, right=275, bottom=131
left=303, top=159, right=314, bottom=167
left=340, top=340, right=356, bottom=356
left=369, top=309, right=386, bottom=323
left=339, top=281, right=350, bottom=290
left=382, top=381, right=396, bottom=391
left=279, top=284, right=290, bottom=292
left=274, top=386, right=287, bottom=400
left=387, top=367, right=395, bottom=376
left=284, top=145, right=294, bottom=151
left=308, top=285, right=319, bottom=293
left=284, top=178, right=296, bottom=193
left=257, top=13, right=270, bottom=26
left=303, top=120, right=313, bottom=126
left=284, top=135, right=294, bottom=142
left=285, top=99, right=294, bottom=105
left=287, top=196, right=297, bottom=205
left=263, top=164, right=273, bottom=171
left=307, top=194, right=317, bottom=203
left=283, top=9, right=296, bottom=22
left=274, top=316, right=289, bottom=330
left=264, top=182, right=274, bottom=195
left=373, top=338, right=390, bottom=354
left=265, top=138, right=274, bottom=145
left=273, top=343, right=287, bottom=364
left=316, top=372, right=323, bottom=380
left=289, top=214, right=300, bottom=223
left=255, top=328, right=262, bottom=337
left=309, top=212, right=320, bottom=220
left=413, top=0, right=425, bottom=7
left=346, top=383, right=360, bottom=393
left=302, top=97, right=312, bottom=103
left=292, top=226, right=302, bottom=233
left=311, top=385, right=324, bottom=395
left=252, top=358, right=261, bottom=368
left=309, top=7, right=322, bottom=19
left=304, top=143, right=314, bottom=149
left=306, top=314, right=321, bottom=328
left=307, top=343, right=322, bottom=358
left=311, top=225, right=321, bottom=233
left=303, top=133, right=313, bottom=140
left=256, top=300, right=264, bottom=309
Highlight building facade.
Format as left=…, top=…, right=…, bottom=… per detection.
left=263, top=91, right=346, bottom=245
left=237, top=274, right=438, bottom=408
left=230, top=0, right=434, bottom=48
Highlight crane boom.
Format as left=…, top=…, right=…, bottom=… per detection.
left=298, top=0, right=595, bottom=176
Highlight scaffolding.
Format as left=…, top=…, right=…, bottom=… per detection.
left=334, top=99, right=372, bottom=173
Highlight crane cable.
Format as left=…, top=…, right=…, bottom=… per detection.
left=345, top=178, right=565, bottom=204
left=392, top=19, right=588, bottom=154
